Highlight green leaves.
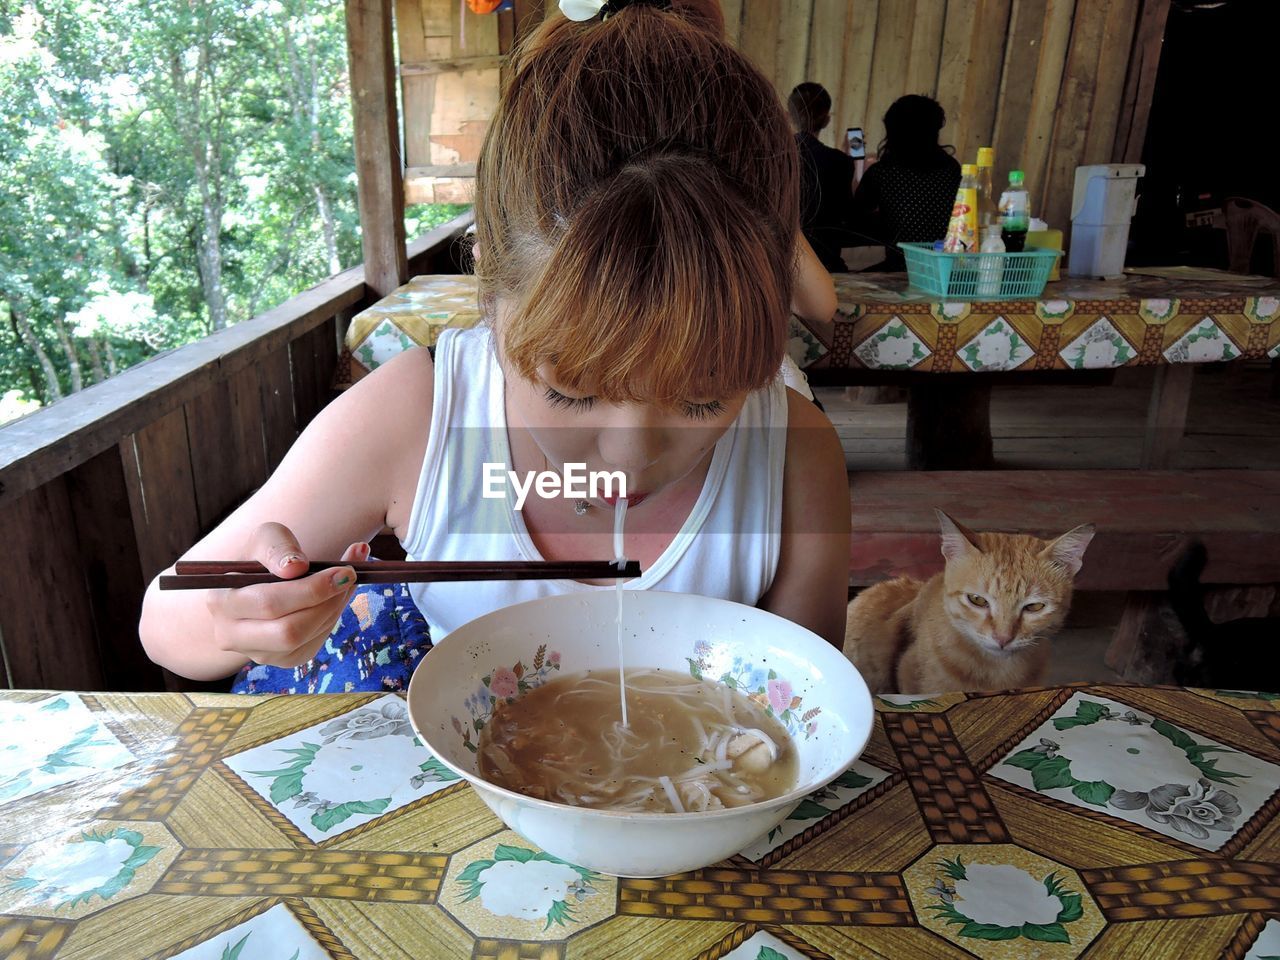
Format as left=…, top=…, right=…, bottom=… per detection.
left=220, top=933, right=250, bottom=960
left=247, top=742, right=320, bottom=804
left=1028, top=756, right=1075, bottom=792
left=833, top=769, right=873, bottom=790
left=310, top=798, right=391, bottom=833
left=417, top=756, right=460, bottom=783
left=1151, top=718, right=1246, bottom=783
left=755, top=948, right=789, bottom=960
left=788, top=799, right=832, bottom=821
left=1052, top=699, right=1109, bottom=731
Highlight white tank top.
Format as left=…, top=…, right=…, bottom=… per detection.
left=401, top=326, right=788, bottom=639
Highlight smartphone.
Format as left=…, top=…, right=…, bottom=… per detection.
left=846, top=127, right=865, bottom=159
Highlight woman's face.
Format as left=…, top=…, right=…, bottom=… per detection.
left=494, top=305, right=745, bottom=508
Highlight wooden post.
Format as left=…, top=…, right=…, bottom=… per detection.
left=1141, top=363, right=1194, bottom=468
left=346, top=0, right=408, bottom=298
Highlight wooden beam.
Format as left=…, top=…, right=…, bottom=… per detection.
left=405, top=164, right=478, bottom=179
left=400, top=54, right=506, bottom=75
left=1113, top=0, right=1171, bottom=163
left=346, top=0, right=408, bottom=298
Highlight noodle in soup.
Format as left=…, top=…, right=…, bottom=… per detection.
left=476, top=668, right=798, bottom=813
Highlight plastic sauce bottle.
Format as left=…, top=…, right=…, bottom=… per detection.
left=976, top=147, right=997, bottom=228
left=977, top=225, right=1005, bottom=298
left=999, top=169, right=1030, bottom=252
left=943, top=164, right=980, bottom=253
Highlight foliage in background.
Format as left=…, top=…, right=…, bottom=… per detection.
left=0, top=0, right=469, bottom=424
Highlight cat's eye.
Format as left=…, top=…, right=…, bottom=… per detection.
left=1024, top=602, right=1046, bottom=613
left=966, top=594, right=988, bottom=608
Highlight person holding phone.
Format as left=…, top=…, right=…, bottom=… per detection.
left=848, top=95, right=961, bottom=271
left=788, top=82, right=860, bottom=272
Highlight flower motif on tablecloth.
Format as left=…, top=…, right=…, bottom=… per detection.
left=719, top=932, right=809, bottom=960
left=926, top=855, right=1085, bottom=944
left=930, top=302, right=971, bottom=324
left=7, top=828, right=157, bottom=909
left=1244, top=295, right=1280, bottom=323
left=905, top=844, right=1106, bottom=958
left=457, top=645, right=562, bottom=754
left=1163, top=318, right=1242, bottom=364
left=737, top=760, right=890, bottom=861
left=456, top=844, right=601, bottom=931
left=1059, top=317, right=1136, bottom=369
left=786, top=315, right=828, bottom=368
left=990, top=692, right=1280, bottom=851
left=1138, top=298, right=1180, bottom=324
left=0, top=694, right=134, bottom=806
left=1110, top=778, right=1242, bottom=841
left=164, top=903, right=332, bottom=960
left=224, top=695, right=458, bottom=842
left=852, top=318, right=930, bottom=370
left=1034, top=299, right=1074, bottom=323
left=958, top=318, right=1034, bottom=372
left=354, top=318, right=422, bottom=371
left=2, top=825, right=169, bottom=916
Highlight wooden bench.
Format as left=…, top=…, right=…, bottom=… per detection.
left=850, top=469, right=1280, bottom=682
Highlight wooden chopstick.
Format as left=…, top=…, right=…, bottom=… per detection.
left=159, top=559, right=642, bottom=590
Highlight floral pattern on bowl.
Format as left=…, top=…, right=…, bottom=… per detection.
left=687, top=641, right=820, bottom=739
left=455, top=644, right=561, bottom=753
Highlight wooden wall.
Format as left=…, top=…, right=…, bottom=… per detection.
left=398, top=0, right=1164, bottom=234
left=729, top=0, right=1156, bottom=233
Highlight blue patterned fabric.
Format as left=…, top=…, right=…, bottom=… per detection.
left=230, top=582, right=433, bottom=694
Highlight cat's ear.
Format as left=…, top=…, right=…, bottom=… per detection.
left=935, top=510, right=983, bottom=561
left=1041, top=524, right=1096, bottom=577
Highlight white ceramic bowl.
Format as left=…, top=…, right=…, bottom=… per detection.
left=406, top=590, right=873, bottom=877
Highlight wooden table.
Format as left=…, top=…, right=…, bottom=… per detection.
left=4, top=685, right=1280, bottom=959
left=338, top=271, right=1280, bottom=470
left=813, top=270, right=1280, bottom=469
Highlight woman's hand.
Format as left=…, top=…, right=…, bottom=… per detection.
left=205, top=522, right=369, bottom=669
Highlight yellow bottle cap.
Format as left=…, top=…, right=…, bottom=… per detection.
left=961, top=164, right=977, bottom=176
left=977, top=147, right=994, bottom=167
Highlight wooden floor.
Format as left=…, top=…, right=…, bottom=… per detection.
left=818, top=362, right=1280, bottom=472
left=822, top=361, right=1280, bottom=686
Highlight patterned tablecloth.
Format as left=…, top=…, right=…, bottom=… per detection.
left=3, top=684, right=1280, bottom=959
left=338, top=273, right=1280, bottom=387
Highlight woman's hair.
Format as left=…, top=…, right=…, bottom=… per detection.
left=877, top=94, right=953, bottom=167
left=473, top=0, right=797, bottom=406
left=787, top=82, right=831, bottom=135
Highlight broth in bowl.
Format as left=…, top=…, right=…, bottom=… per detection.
left=477, top=668, right=797, bottom=813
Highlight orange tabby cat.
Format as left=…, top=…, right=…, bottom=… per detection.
left=844, top=511, right=1095, bottom=693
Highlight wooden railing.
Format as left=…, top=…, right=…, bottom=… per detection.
left=0, top=212, right=473, bottom=692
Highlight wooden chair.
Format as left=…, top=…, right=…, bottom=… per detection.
left=1224, top=196, right=1280, bottom=277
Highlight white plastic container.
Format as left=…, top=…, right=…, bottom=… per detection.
left=977, top=226, right=1005, bottom=297
left=1068, top=163, right=1145, bottom=278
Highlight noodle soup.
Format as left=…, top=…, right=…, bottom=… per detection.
left=476, top=668, right=798, bottom=813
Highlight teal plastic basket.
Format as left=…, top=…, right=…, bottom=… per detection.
left=900, top=242, right=1061, bottom=301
